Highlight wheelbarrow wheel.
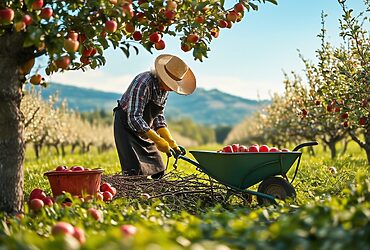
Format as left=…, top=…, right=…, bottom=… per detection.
left=257, top=176, right=296, bottom=205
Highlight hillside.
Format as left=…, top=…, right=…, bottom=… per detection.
left=25, top=83, right=269, bottom=126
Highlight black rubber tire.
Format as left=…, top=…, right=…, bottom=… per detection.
left=257, top=176, right=296, bottom=205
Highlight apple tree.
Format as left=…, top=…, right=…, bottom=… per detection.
left=318, top=0, right=370, bottom=163
left=0, top=0, right=277, bottom=213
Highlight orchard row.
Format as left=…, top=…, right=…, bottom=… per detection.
left=21, top=89, right=114, bottom=157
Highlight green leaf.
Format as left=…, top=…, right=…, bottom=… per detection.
left=265, top=0, right=278, bottom=5
left=120, top=46, right=130, bottom=58
left=249, top=2, right=259, bottom=11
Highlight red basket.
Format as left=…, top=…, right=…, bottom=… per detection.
left=44, top=169, right=104, bottom=197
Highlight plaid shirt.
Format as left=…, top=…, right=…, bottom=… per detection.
left=119, top=71, right=168, bottom=133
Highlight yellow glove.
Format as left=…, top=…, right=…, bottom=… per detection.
left=156, top=127, right=181, bottom=153
left=145, top=129, right=171, bottom=153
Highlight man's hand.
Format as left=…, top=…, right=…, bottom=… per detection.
left=156, top=127, right=182, bottom=154
left=145, top=129, right=171, bottom=153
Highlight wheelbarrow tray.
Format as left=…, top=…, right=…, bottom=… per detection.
left=189, top=150, right=301, bottom=190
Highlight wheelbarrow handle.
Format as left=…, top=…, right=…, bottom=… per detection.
left=292, top=141, right=318, bottom=151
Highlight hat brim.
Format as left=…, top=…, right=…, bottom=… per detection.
left=155, top=54, right=196, bottom=95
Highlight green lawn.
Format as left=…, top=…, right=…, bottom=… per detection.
left=0, top=142, right=369, bottom=249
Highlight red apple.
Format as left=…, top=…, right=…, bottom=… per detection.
left=120, top=224, right=137, bottom=237
left=40, top=7, right=53, bottom=20
left=0, top=8, right=15, bottom=23
left=234, top=3, right=244, bottom=13
left=227, top=10, right=238, bottom=22
left=334, top=106, right=340, bottom=112
left=132, top=31, right=142, bottom=41
left=181, top=43, right=191, bottom=52
left=22, top=15, right=32, bottom=26
left=64, top=38, right=79, bottom=52
left=248, top=145, right=259, bottom=152
left=155, top=40, right=165, bottom=50
left=100, top=183, right=112, bottom=192
left=105, top=20, right=117, bottom=33
left=103, top=191, right=113, bottom=201
left=82, top=47, right=94, bottom=57
left=32, top=0, right=44, bottom=10
left=80, top=56, right=90, bottom=65
left=340, top=113, right=349, bottom=119
left=238, top=145, right=249, bottom=152
left=149, top=32, right=161, bottom=43
left=218, top=20, right=228, bottom=28
left=343, top=121, right=349, bottom=127
left=78, top=34, right=86, bottom=44
left=29, top=198, right=44, bottom=212
left=269, top=147, right=280, bottom=152
left=30, top=74, right=42, bottom=85
left=109, top=186, right=117, bottom=196
left=70, top=166, right=84, bottom=171
left=281, top=148, right=290, bottom=152
left=88, top=208, right=102, bottom=221
left=259, top=145, right=270, bottom=152
left=72, top=227, right=86, bottom=244
left=164, top=10, right=176, bottom=20
left=51, top=222, right=75, bottom=236
left=55, top=56, right=71, bottom=70
left=67, top=31, right=78, bottom=41
left=326, top=104, right=333, bottom=112
left=231, top=144, right=239, bottom=153
left=90, top=48, right=97, bottom=56
left=125, top=23, right=135, bottom=33
left=42, top=196, right=54, bottom=206
left=222, top=145, right=233, bottom=153
left=186, top=33, right=199, bottom=43
left=30, top=188, right=46, bottom=200
left=359, top=117, right=367, bottom=126
left=315, top=100, right=321, bottom=105
left=195, top=16, right=205, bottom=24
left=55, top=165, right=67, bottom=171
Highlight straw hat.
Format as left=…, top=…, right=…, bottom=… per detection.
left=155, top=54, right=196, bottom=95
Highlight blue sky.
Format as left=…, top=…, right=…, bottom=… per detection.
left=47, top=0, right=365, bottom=100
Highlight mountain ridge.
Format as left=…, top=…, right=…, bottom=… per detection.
left=27, top=83, right=270, bottom=126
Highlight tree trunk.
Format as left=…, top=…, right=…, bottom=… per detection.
left=0, top=32, right=25, bottom=213
left=365, top=129, right=370, bottom=165
left=328, top=141, right=337, bottom=159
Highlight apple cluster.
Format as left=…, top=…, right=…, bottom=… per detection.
left=218, top=144, right=290, bottom=153
left=28, top=188, right=54, bottom=212
left=99, top=182, right=117, bottom=202
left=54, top=165, right=90, bottom=172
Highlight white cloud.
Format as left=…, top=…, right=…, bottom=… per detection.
left=196, top=74, right=283, bottom=100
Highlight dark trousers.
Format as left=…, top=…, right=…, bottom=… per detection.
left=113, top=108, right=165, bottom=178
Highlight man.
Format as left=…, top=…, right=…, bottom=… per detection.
left=113, top=54, right=196, bottom=178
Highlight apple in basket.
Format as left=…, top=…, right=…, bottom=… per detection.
left=70, top=166, right=85, bottom=171
left=55, top=165, right=68, bottom=171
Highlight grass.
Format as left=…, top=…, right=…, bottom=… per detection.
left=1, top=141, right=368, bottom=249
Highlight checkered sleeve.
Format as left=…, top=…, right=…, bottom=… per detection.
left=126, top=75, right=151, bottom=133
left=152, top=109, right=167, bottom=130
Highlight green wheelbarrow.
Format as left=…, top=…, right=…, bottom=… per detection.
left=171, top=141, right=318, bottom=205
